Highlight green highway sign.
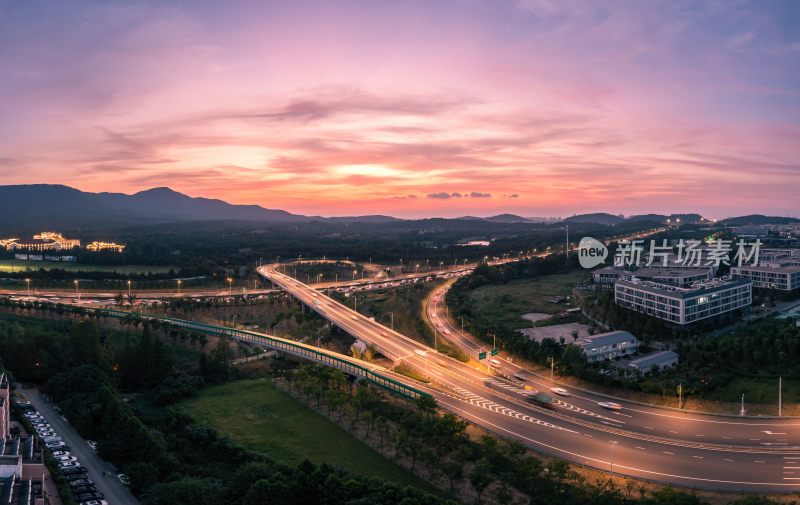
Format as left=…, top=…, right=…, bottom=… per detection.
left=491, top=348, right=499, bottom=356
left=478, top=351, right=487, bottom=360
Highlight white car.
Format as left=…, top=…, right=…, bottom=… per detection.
left=51, top=450, right=71, bottom=457
left=598, top=401, right=623, bottom=411
left=550, top=387, right=570, bottom=396
left=55, top=455, right=77, bottom=462
left=87, top=440, right=98, bottom=450
left=59, top=461, right=81, bottom=469
left=80, top=500, right=108, bottom=505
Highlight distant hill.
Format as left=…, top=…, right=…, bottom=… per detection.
left=454, top=214, right=533, bottom=223
left=719, top=214, right=800, bottom=226
left=627, top=213, right=704, bottom=224
left=0, top=184, right=308, bottom=230
left=563, top=213, right=624, bottom=225
left=484, top=214, right=532, bottom=223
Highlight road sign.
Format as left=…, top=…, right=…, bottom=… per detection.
left=478, top=351, right=487, bottom=360
left=491, top=348, right=499, bottom=356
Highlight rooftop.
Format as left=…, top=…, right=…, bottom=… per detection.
left=616, top=276, right=751, bottom=299
left=578, top=330, right=638, bottom=348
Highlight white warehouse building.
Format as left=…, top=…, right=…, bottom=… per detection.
left=577, top=330, right=640, bottom=363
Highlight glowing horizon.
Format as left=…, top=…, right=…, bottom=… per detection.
left=1, top=1, right=798, bottom=219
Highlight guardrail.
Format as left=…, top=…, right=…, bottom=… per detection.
left=96, top=308, right=430, bottom=400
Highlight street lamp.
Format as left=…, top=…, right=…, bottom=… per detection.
left=227, top=277, right=233, bottom=295
left=74, top=280, right=80, bottom=303
left=25, top=278, right=31, bottom=298
left=177, top=279, right=182, bottom=295
left=352, top=269, right=357, bottom=281
left=127, top=280, right=132, bottom=298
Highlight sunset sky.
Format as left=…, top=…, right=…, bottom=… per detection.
left=1, top=0, right=798, bottom=218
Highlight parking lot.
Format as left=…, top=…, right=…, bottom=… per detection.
left=16, top=386, right=140, bottom=505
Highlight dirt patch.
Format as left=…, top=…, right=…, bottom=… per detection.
left=518, top=322, right=591, bottom=343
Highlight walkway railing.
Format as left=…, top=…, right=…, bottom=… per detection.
left=96, top=308, right=430, bottom=400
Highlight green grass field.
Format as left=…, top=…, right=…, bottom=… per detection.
left=0, top=259, right=172, bottom=274
left=183, top=378, right=432, bottom=488
left=467, top=270, right=588, bottom=329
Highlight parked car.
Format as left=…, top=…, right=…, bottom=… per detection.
left=79, top=500, right=108, bottom=505
left=69, top=479, right=94, bottom=487
left=76, top=492, right=104, bottom=502
left=117, top=473, right=130, bottom=486
left=55, top=455, right=77, bottom=462
left=59, top=461, right=81, bottom=469
left=62, top=467, right=88, bottom=477
left=46, top=441, right=68, bottom=450
left=87, top=440, right=98, bottom=451
left=51, top=450, right=71, bottom=457
left=72, top=485, right=97, bottom=495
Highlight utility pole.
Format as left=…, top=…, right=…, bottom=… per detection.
left=779, top=377, right=782, bottom=417
left=566, top=222, right=569, bottom=257
left=678, top=383, right=682, bottom=409
left=740, top=394, right=746, bottom=416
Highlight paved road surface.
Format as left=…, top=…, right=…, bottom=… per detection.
left=259, top=264, right=800, bottom=492
left=426, top=282, right=800, bottom=446
left=18, top=387, right=140, bottom=505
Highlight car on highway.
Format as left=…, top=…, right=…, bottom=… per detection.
left=526, top=392, right=556, bottom=409
left=550, top=387, right=570, bottom=396
left=490, top=359, right=501, bottom=366
left=598, top=401, right=623, bottom=411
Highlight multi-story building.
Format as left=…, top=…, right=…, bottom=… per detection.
left=0, top=374, right=43, bottom=505
left=86, top=241, right=126, bottom=252
left=2, top=232, right=80, bottom=252
left=615, top=277, right=752, bottom=325
left=593, top=265, right=712, bottom=287
left=731, top=260, right=800, bottom=291
left=577, top=331, right=640, bottom=363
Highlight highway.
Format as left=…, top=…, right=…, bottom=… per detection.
left=259, top=263, right=800, bottom=492
left=426, top=282, right=800, bottom=447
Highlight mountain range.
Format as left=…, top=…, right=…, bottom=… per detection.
left=0, top=185, right=795, bottom=231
